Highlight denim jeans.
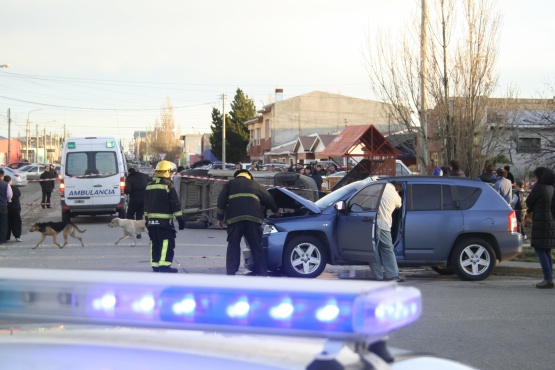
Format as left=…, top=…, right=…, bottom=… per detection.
left=369, top=228, right=398, bottom=280
left=534, top=247, right=553, bottom=281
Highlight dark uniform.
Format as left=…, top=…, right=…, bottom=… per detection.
left=144, top=171, right=185, bottom=273
left=6, top=181, right=22, bottom=241
left=124, top=168, right=149, bottom=226
left=216, top=169, right=278, bottom=276
left=39, top=167, right=56, bottom=208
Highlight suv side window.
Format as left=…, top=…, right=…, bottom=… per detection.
left=456, top=185, right=482, bottom=209
left=409, top=184, right=455, bottom=210
left=348, top=183, right=384, bottom=212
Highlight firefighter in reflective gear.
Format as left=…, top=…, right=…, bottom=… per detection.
left=144, top=160, right=185, bottom=273
left=216, top=169, right=278, bottom=276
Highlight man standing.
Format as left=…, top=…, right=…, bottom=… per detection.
left=39, top=165, right=56, bottom=208
left=0, top=169, right=13, bottom=245
left=504, top=165, right=515, bottom=184
left=494, top=168, right=513, bottom=204
left=369, top=181, right=404, bottom=282
left=144, top=160, right=186, bottom=273
left=124, top=167, right=149, bottom=239
left=448, top=160, right=465, bottom=177
left=216, top=169, right=278, bottom=276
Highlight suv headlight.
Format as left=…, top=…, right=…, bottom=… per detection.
left=262, top=223, right=278, bottom=235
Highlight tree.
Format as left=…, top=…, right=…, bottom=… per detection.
left=365, top=0, right=506, bottom=177
left=209, top=88, right=256, bottom=163
left=149, top=98, right=181, bottom=162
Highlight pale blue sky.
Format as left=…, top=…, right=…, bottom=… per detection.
left=1, top=0, right=553, bottom=149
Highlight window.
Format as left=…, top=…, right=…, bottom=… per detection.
left=409, top=184, right=455, bottom=210
left=256, top=128, right=261, bottom=145
left=349, top=183, right=384, bottom=212
left=66, top=151, right=117, bottom=177
left=456, top=186, right=482, bottom=210
left=517, top=138, right=541, bottom=153
left=265, top=119, right=270, bottom=138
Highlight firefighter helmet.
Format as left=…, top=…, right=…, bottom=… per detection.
left=154, top=160, right=173, bottom=177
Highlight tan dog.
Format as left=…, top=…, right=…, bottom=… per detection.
left=108, top=218, right=146, bottom=247
left=30, top=221, right=86, bottom=249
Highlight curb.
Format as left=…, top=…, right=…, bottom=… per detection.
left=494, top=264, right=543, bottom=277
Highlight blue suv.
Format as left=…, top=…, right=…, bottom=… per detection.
left=247, top=176, right=522, bottom=281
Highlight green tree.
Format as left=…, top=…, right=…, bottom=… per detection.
left=209, top=88, right=256, bottom=163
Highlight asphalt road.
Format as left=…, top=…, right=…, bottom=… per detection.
left=4, top=183, right=555, bottom=370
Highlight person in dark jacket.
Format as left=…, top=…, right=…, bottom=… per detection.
left=504, top=165, right=515, bottom=184
left=144, top=160, right=185, bottom=273
left=525, top=166, right=555, bottom=289
left=39, top=165, right=56, bottom=209
left=477, top=164, right=497, bottom=183
left=448, top=160, right=465, bottom=177
left=124, top=167, right=150, bottom=239
left=216, top=169, right=278, bottom=276
left=310, top=167, right=323, bottom=194
left=4, top=176, right=22, bottom=242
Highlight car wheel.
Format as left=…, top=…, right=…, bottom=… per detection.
left=451, top=238, right=495, bottom=281
left=61, top=211, right=71, bottom=223
left=431, top=266, right=455, bottom=275
left=282, top=236, right=327, bottom=278
left=118, top=209, right=126, bottom=219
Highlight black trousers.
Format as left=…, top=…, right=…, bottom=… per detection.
left=225, top=221, right=267, bottom=276
left=41, top=191, right=52, bottom=208
left=126, top=200, right=144, bottom=220
left=148, top=226, right=176, bottom=267
left=0, top=206, right=7, bottom=244
left=6, top=205, right=22, bottom=239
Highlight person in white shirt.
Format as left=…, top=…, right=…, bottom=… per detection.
left=369, top=181, right=404, bottom=282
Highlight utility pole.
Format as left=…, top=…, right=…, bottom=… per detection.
left=35, top=124, right=39, bottom=163
left=222, top=94, right=226, bottom=165
left=7, top=109, right=11, bottom=165
left=419, top=0, right=429, bottom=175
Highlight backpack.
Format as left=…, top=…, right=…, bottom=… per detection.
left=514, top=190, right=528, bottom=211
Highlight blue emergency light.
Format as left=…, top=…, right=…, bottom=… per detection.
left=0, top=269, right=421, bottom=341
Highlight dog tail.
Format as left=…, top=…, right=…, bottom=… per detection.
left=71, top=223, right=87, bottom=233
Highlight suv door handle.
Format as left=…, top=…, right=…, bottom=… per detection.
left=362, top=217, right=373, bottom=222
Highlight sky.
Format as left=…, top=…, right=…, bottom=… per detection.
left=1, top=0, right=554, bottom=151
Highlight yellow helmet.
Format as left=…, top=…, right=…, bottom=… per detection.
left=155, top=160, right=173, bottom=177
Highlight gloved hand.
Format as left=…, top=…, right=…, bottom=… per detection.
left=177, top=217, right=186, bottom=230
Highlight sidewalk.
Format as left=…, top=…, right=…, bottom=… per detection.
left=494, top=244, right=543, bottom=277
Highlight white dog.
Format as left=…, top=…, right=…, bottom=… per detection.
left=108, top=218, right=147, bottom=247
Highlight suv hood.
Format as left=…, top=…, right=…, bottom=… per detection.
left=268, top=187, right=321, bottom=214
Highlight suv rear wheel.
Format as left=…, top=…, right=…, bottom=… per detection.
left=451, top=238, right=495, bottom=281
left=282, top=236, right=327, bottom=278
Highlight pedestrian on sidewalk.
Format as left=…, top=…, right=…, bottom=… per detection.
left=4, top=176, right=22, bottom=242
left=510, top=179, right=528, bottom=240
left=39, top=165, right=56, bottom=209
left=525, top=167, right=555, bottom=289
left=0, top=169, right=13, bottom=245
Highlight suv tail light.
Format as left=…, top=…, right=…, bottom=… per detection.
left=508, top=210, right=518, bottom=232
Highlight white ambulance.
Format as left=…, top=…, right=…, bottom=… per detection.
left=60, top=137, right=127, bottom=222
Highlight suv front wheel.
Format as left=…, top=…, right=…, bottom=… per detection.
left=451, top=238, right=496, bottom=281
left=282, top=236, right=327, bottom=278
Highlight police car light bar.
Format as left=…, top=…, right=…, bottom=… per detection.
left=0, top=268, right=421, bottom=341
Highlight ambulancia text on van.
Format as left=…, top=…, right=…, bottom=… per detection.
left=60, top=137, right=127, bottom=222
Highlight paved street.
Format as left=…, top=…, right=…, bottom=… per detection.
left=2, top=183, right=554, bottom=370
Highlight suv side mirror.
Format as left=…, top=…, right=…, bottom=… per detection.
left=334, top=200, right=346, bottom=212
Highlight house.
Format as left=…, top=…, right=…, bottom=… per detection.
left=246, top=90, right=405, bottom=163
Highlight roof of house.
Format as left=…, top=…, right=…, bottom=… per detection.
left=320, top=125, right=401, bottom=158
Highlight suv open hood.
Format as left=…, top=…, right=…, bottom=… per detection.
left=268, top=187, right=321, bottom=214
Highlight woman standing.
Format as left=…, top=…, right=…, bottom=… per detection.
left=525, top=167, right=555, bottom=289
left=4, top=176, right=22, bottom=242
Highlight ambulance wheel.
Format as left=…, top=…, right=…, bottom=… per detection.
left=62, top=211, right=71, bottom=223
